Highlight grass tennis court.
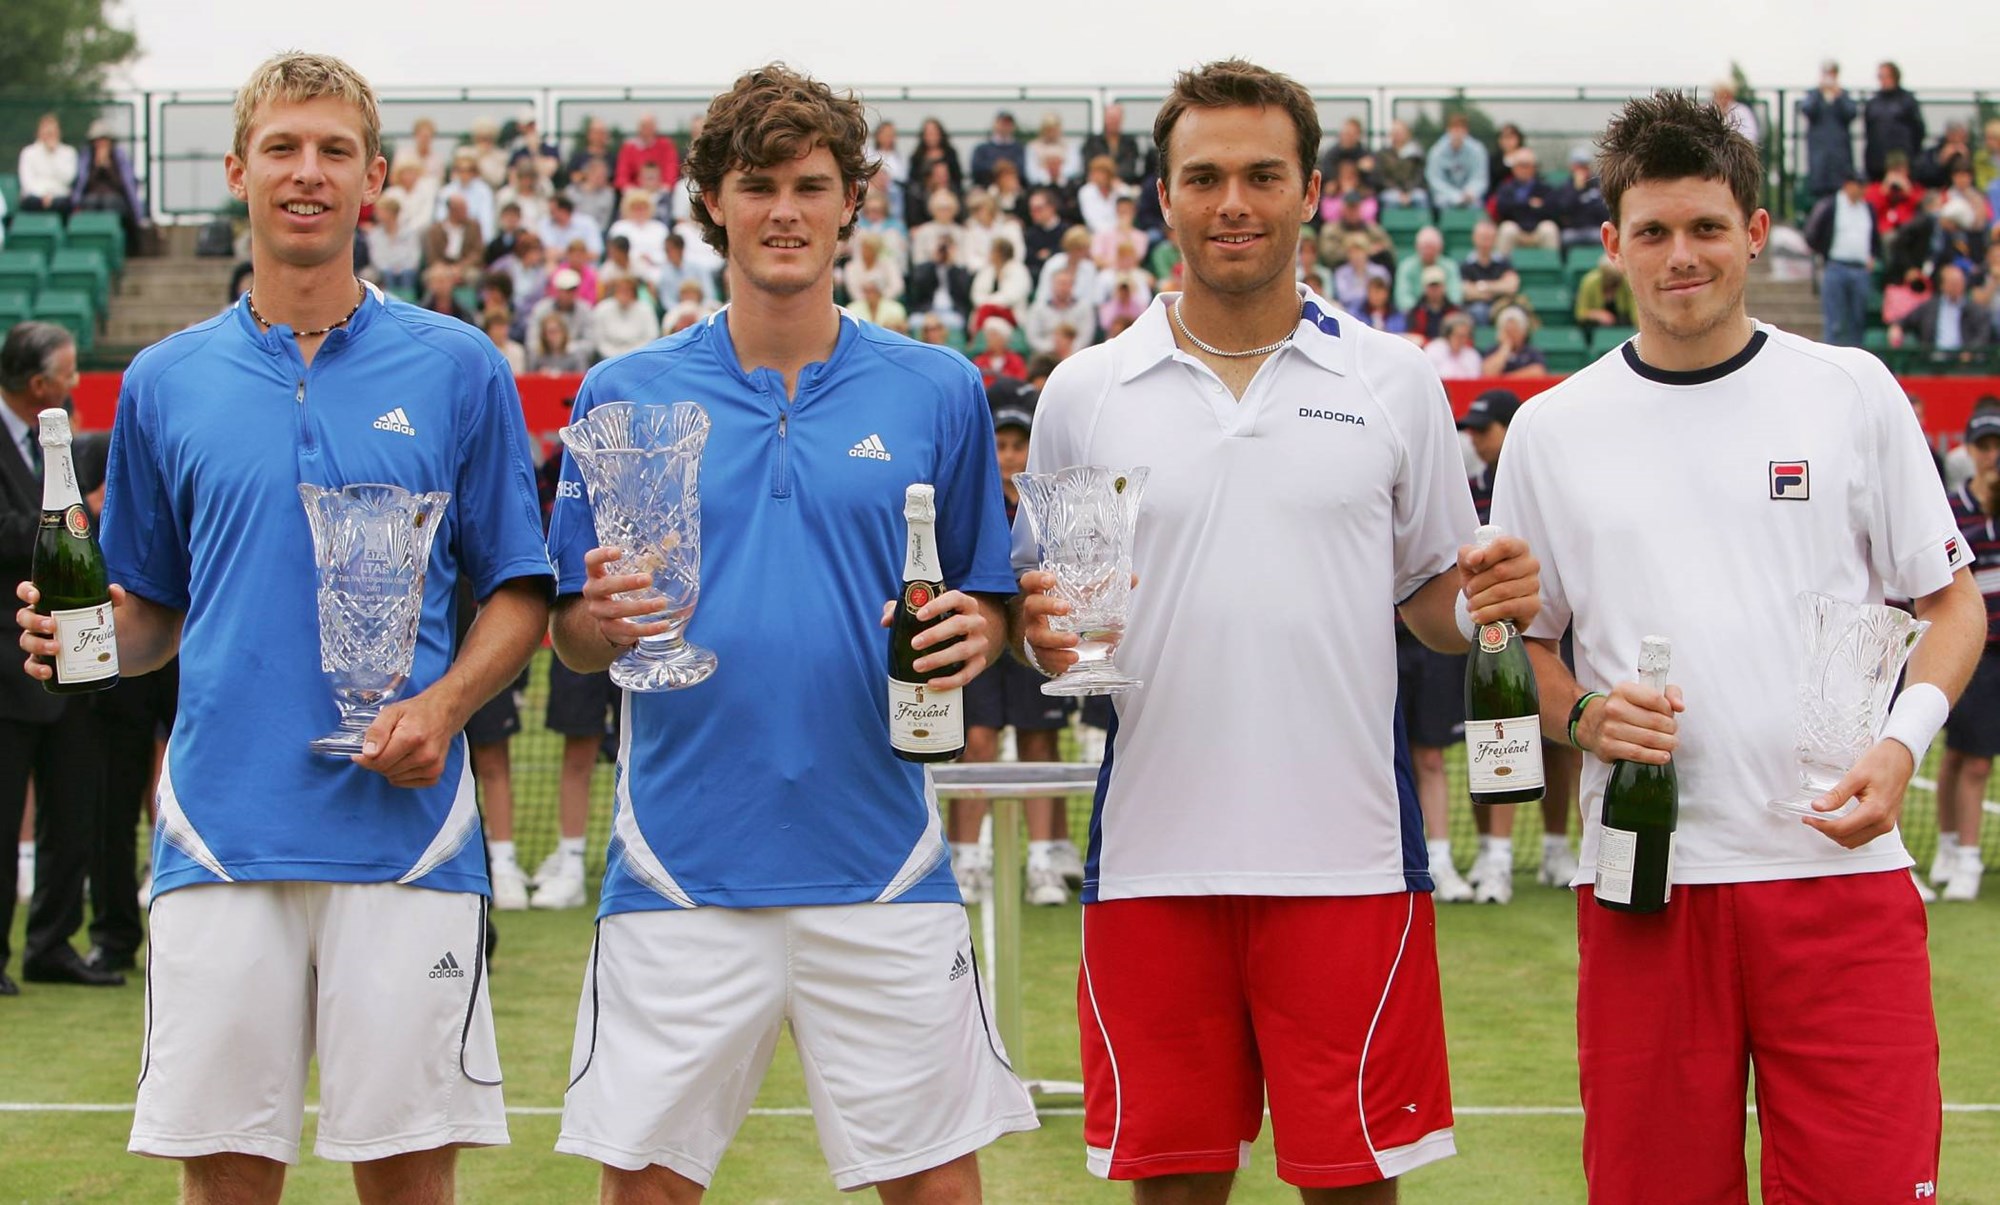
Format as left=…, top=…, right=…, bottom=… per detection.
left=3, top=651, right=1996, bottom=1202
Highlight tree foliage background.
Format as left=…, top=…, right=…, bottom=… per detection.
left=0, top=0, right=140, bottom=172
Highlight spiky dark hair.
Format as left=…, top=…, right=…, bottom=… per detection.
left=1597, top=90, right=1763, bottom=224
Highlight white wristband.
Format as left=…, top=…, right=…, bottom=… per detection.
left=1880, top=682, right=1949, bottom=762
left=1454, top=591, right=1479, bottom=646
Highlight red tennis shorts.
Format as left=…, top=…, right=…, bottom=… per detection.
left=1079, top=893, right=1455, bottom=1188
left=1577, top=870, right=1941, bottom=1205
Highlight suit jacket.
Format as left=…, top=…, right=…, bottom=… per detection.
left=0, top=418, right=66, bottom=724
left=1904, top=296, right=1994, bottom=356
left=906, top=262, right=972, bottom=318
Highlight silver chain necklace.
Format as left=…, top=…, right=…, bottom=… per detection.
left=1171, top=297, right=1302, bottom=359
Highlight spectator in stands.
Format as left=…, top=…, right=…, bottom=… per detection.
left=528, top=268, right=597, bottom=363
left=1979, top=120, right=2000, bottom=193
left=1883, top=265, right=1930, bottom=329
left=593, top=273, right=661, bottom=359
left=843, top=233, right=904, bottom=306
left=1867, top=151, right=1927, bottom=235
left=1096, top=246, right=1153, bottom=332
left=1934, top=197, right=1986, bottom=277
left=484, top=202, right=525, bottom=265
left=1356, top=274, right=1406, bottom=334
left=1025, top=112, right=1080, bottom=189
left=1036, top=225, right=1100, bottom=307
left=657, top=232, right=716, bottom=306
left=1022, top=189, right=1067, bottom=283
left=972, top=316, right=1026, bottom=385
left=16, top=114, right=77, bottom=215
left=497, top=160, right=552, bottom=231
left=1427, top=113, right=1489, bottom=209
left=381, top=158, right=437, bottom=235
left=484, top=312, right=526, bottom=374
left=908, top=233, right=973, bottom=329
left=1319, top=159, right=1378, bottom=228
left=671, top=206, right=725, bottom=283
left=971, top=111, right=1025, bottom=189
left=1805, top=172, right=1879, bottom=347
left=417, top=262, right=472, bottom=322
left=1460, top=220, right=1519, bottom=326
left=1425, top=311, right=1480, bottom=375
left=1976, top=243, right=2000, bottom=335
left=1898, top=264, right=1992, bottom=363
left=1918, top=121, right=1975, bottom=190
left=904, top=158, right=959, bottom=231
left=961, top=190, right=1025, bottom=271
left=424, top=193, right=485, bottom=283
left=566, top=156, right=617, bottom=233
left=871, top=120, right=908, bottom=185
left=437, top=149, right=497, bottom=236
left=1493, top=148, right=1560, bottom=255
left=989, top=158, right=1029, bottom=224
left=597, top=237, right=658, bottom=310
left=910, top=190, right=967, bottom=270
left=606, top=191, right=666, bottom=279
left=1552, top=145, right=1610, bottom=252
left=915, top=312, right=951, bottom=346
left=1025, top=267, right=1095, bottom=354
left=507, top=112, right=559, bottom=182
left=846, top=278, right=908, bottom=330
left=475, top=271, right=516, bottom=333
left=71, top=121, right=145, bottom=253
left=1798, top=62, right=1859, bottom=211
left=364, top=197, right=423, bottom=294
left=1317, top=118, right=1375, bottom=186
left=1944, top=165, right=1992, bottom=234
left=1395, top=226, right=1463, bottom=311
left=908, top=119, right=963, bottom=203
left=1081, top=102, right=1155, bottom=186
left=565, top=118, right=613, bottom=184
left=1332, top=232, right=1389, bottom=313
left=396, top=115, right=447, bottom=183
left=539, top=194, right=602, bottom=259
left=1090, top=195, right=1148, bottom=269
left=1711, top=80, right=1759, bottom=145
left=493, top=232, right=551, bottom=310
left=1296, top=237, right=1332, bottom=297
left=1375, top=118, right=1428, bottom=209
left=616, top=113, right=681, bottom=191
left=854, top=190, right=909, bottom=276
left=556, top=239, right=601, bottom=303
left=1076, top=155, right=1127, bottom=235
left=1572, top=255, right=1636, bottom=329
left=1482, top=305, right=1548, bottom=377
left=1864, top=61, right=1926, bottom=181
left=455, top=117, right=504, bottom=188
left=529, top=312, right=589, bottom=374
left=1044, top=322, right=1083, bottom=364
left=1405, top=265, right=1460, bottom=342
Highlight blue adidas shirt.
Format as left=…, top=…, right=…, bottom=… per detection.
left=100, top=287, right=553, bottom=900
left=546, top=310, right=1016, bottom=914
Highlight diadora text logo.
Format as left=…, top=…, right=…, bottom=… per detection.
left=555, top=480, right=583, bottom=500
left=1769, top=460, right=1809, bottom=500
left=849, top=434, right=893, bottom=460
left=373, top=407, right=417, bottom=436
left=1299, top=408, right=1365, bottom=426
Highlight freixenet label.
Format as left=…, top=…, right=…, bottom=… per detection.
left=1466, top=714, right=1544, bottom=793
left=1478, top=621, right=1510, bottom=654
left=904, top=580, right=935, bottom=617
left=888, top=680, right=963, bottom=754
left=51, top=602, right=118, bottom=684
left=64, top=504, right=91, bottom=539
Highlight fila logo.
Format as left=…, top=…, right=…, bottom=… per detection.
left=849, top=433, right=893, bottom=461
left=429, top=951, right=465, bottom=979
left=555, top=479, right=583, bottom=500
left=373, top=406, right=417, bottom=436
left=1916, top=1182, right=1936, bottom=1199
left=1945, top=536, right=1963, bottom=569
left=1300, top=408, right=1365, bottom=425
left=948, top=950, right=971, bottom=982
left=1769, top=460, right=1809, bottom=500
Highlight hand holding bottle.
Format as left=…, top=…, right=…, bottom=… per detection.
left=14, top=578, right=130, bottom=682
left=1456, top=531, right=1539, bottom=630
left=1577, top=678, right=1684, bottom=766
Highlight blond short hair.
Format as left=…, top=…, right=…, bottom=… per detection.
left=233, top=51, right=382, bottom=164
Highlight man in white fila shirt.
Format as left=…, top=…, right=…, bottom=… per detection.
left=1014, top=59, right=1540, bottom=1203
left=1491, top=91, right=1984, bottom=1204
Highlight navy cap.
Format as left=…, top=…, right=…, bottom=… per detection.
left=1457, top=389, right=1522, bottom=430
left=1966, top=411, right=2000, bottom=443
left=992, top=407, right=1034, bottom=435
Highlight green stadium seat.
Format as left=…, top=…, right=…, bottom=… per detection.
left=1862, top=328, right=1895, bottom=353
left=1445, top=239, right=1473, bottom=263
left=1542, top=349, right=1591, bottom=373
left=0, top=173, right=19, bottom=215
left=1510, top=247, right=1563, bottom=281
left=29, top=290, right=95, bottom=353
left=1520, top=283, right=1573, bottom=324
left=1473, top=324, right=1495, bottom=348
left=1380, top=207, right=1431, bottom=239
left=1148, top=239, right=1182, bottom=282
left=1532, top=326, right=1588, bottom=355
left=6, top=212, right=65, bottom=260
left=1591, top=325, right=1637, bottom=354
left=0, top=251, right=47, bottom=299
left=46, top=249, right=110, bottom=315
left=1437, top=208, right=1481, bottom=238
left=0, top=290, right=31, bottom=331
left=64, top=210, right=125, bottom=274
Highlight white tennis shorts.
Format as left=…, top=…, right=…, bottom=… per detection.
left=556, top=901, right=1038, bottom=1189
left=130, top=881, right=508, bottom=1164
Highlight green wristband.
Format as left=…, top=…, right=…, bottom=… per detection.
left=1568, top=692, right=1606, bottom=749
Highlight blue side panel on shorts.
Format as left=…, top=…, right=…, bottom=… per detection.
left=1081, top=706, right=1119, bottom=905
left=1395, top=702, right=1434, bottom=893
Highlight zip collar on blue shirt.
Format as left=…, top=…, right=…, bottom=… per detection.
left=233, top=279, right=385, bottom=362
left=703, top=304, right=861, bottom=404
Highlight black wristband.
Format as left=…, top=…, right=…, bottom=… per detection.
left=1568, top=691, right=1606, bottom=749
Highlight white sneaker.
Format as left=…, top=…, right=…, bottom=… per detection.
left=1474, top=849, right=1514, bottom=904
left=15, top=849, right=31, bottom=902
left=1539, top=844, right=1580, bottom=888
left=530, top=870, right=588, bottom=910
left=490, top=861, right=529, bottom=911
left=1929, top=840, right=1958, bottom=887
left=1432, top=856, right=1475, bottom=903
left=1912, top=869, right=1938, bottom=903
left=1942, top=851, right=1983, bottom=902
left=1026, top=865, right=1068, bottom=906
left=529, top=849, right=565, bottom=889
left=1048, top=840, right=1086, bottom=888
left=955, top=855, right=992, bottom=905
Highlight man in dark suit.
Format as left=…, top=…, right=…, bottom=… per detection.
left=1897, top=264, right=1994, bottom=365
left=906, top=234, right=973, bottom=328
left=0, top=322, right=121, bottom=994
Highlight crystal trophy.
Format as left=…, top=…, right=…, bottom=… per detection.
left=1013, top=464, right=1148, bottom=696
left=559, top=400, right=716, bottom=691
left=1766, top=591, right=1930, bottom=820
left=299, top=483, right=451, bottom=756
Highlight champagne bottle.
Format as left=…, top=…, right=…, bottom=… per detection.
left=888, top=484, right=964, bottom=762
left=1464, top=524, right=1544, bottom=804
left=31, top=409, right=119, bottom=694
left=1595, top=636, right=1678, bottom=914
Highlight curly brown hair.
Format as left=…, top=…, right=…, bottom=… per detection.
left=1597, top=90, right=1763, bottom=226
left=686, top=64, right=871, bottom=256
left=1153, top=59, right=1320, bottom=192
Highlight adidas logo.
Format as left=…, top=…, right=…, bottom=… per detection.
left=948, top=951, right=970, bottom=982
left=428, top=951, right=465, bottom=979
left=372, top=406, right=416, bottom=436
left=848, top=433, right=892, bottom=461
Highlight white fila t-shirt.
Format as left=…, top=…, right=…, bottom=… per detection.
left=1014, top=288, right=1476, bottom=900
left=1493, top=323, right=1969, bottom=886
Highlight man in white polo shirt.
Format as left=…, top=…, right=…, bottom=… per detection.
left=1014, top=59, right=1540, bottom=1203
left=1492, top=91, right=1983, bottom=1203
